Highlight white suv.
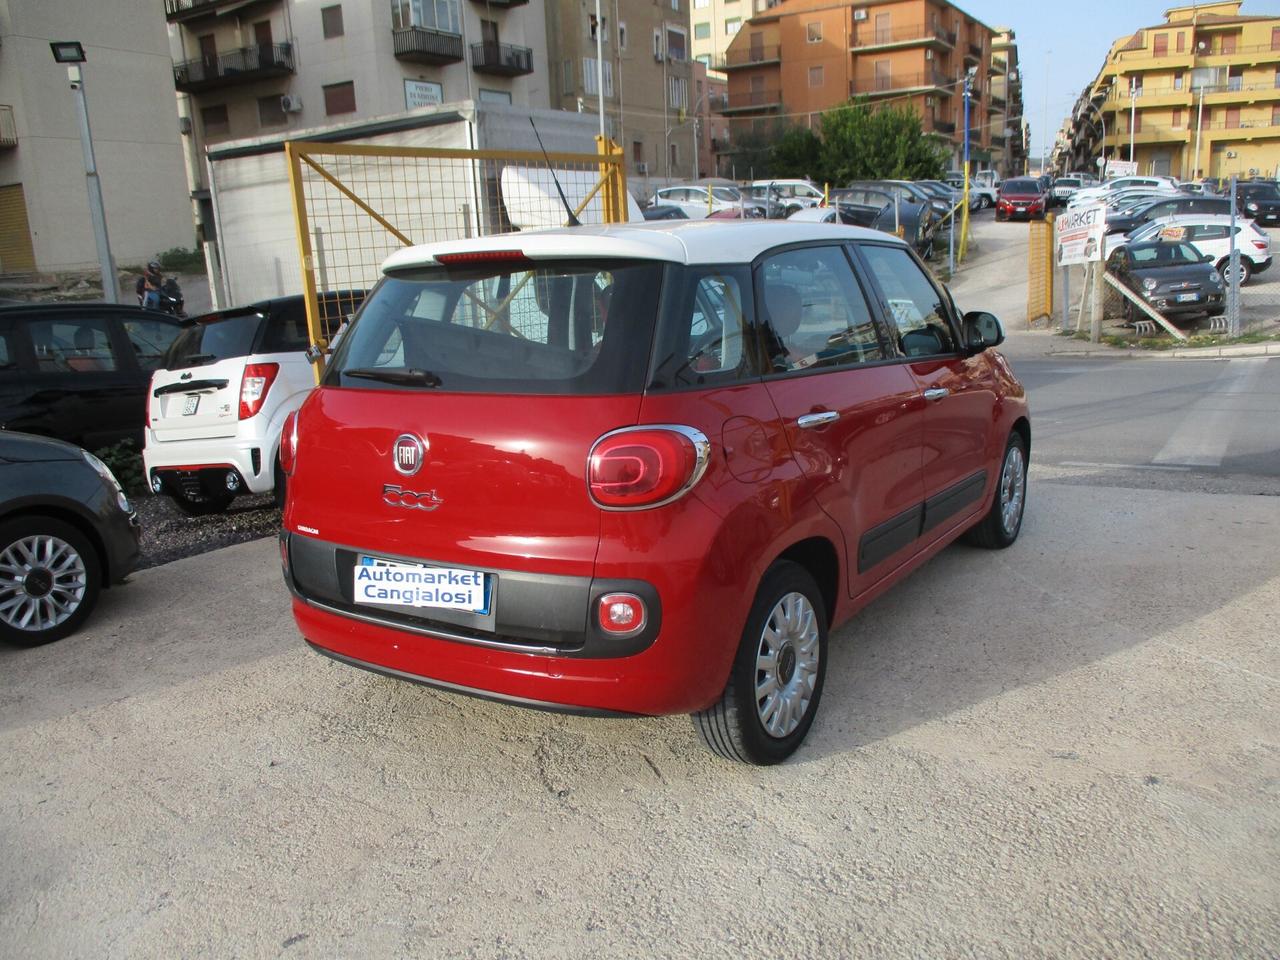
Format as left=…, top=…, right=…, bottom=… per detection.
left=143, top=292, right=363, bottom=515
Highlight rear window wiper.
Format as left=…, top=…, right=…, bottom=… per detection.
left=343, top=367, right=442, bottom=388
left=175, top=353, right=220, bottom=367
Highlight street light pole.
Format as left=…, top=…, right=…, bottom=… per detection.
left=1129, top=82, right=1137, bottom=165
left=594, top=0, right=606, bottom=139
left=1041, top=51, right=1050, bottom=175
left=1193, top=85, right=1205, bottom=180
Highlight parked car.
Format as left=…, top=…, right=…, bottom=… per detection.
left=1070, top=176, right=1179, bottom=207
left=1051, top=177, right=1086, bottom=207
left=1235, top=180, right=1280, bottom=227
left=0, top=303, right=190, bottom=451
left=705, top=206, right=768, bottom=220
left=830, top=186, right=937, bottom=258
left=649, top=185, right=759, bottom=220
left=787, top=203, right=880, bottom=226
left=944, top=176, right=997, bottom=210
left=278, top=220, right=1030, bottom=765
left=0, top=431, right=139, bottom=645
left=641, top=205, right=689, bottom=221
left=995, top=178, right=1049, bottom=221
left=144, top=291, right=365, bottom=516
left=1105, top=194, right=1233, bottom=235
left=916, top=180, right=970, bottom=211
left=1105, top=215, right=1272, bottom=285
left=1106, top=240, right=1224, bottom=322
left=750, top=179, right=825, bottom=215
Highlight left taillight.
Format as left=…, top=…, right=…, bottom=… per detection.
left=587, top=426, right=709, bottom=510
left=280, top=410, right=299, bottom=476
left=239, top=362, right=280, bottom=420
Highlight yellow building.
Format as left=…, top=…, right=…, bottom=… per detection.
left=1089, top=1, right=1280, bottom=180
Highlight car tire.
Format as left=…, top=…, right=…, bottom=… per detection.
left=169, top=488, right=234, bottom=517
left=1217, top=257, right=1252, bottom=286
left=978, top=195, right=991, bottom=210
left=964, top=431, right=1028, bottom=550
left=692, top=560, right=828, bottom=765
left=0, top=516, right=102, bottom=646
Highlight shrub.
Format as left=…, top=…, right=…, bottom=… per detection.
left=94, top=440, right=147, bottom=496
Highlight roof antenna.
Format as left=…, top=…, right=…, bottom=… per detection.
left=530, top=117, right=581, bottom=227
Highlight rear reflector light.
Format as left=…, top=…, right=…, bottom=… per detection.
left=435, top=250, right=529, bottom=266
left=587, top=426, right=709, bottom=510
left=1253, top=241, right=1268, bottom=250
left=239, top=363, right=279, bottom=420
left=598, top=593, right=646, bottom=635
left=279, top=411, right=298, bottom=476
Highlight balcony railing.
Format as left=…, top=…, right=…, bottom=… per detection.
left=0, top=105, right=16, bottom=148
left=931, top=119, right=956, bottom=134
left=855, top=69, right=952, bottom=96
left=718, top=88, right=782, bottom=112
left=393, top=26, right=465, bottom=64
left=851, top=25, right=955, bottom=51
left=965, top=42, right=982, bottom=62
left=714, top=45, right=781, bottom=70
left=172, top=42, right=294, bottom=93
left=1107, top=80, right=1280, bottom=103
left=470, top=42, right=533, bottom=76
left=468, top=0, right=528, bottom=6
left=990, top=134, right=1007, bottom=147
left=164, top=0, right=275, bottom=22
left=988, top=93, right=1006, bottom=110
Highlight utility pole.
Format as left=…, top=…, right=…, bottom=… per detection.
left=1129, top=80, right=1137, bottom=164
left=1041, top=50, right=1050, bottom=174
left=1193, top=85, right=1205, bottom=180
left=594, top=0, right=606, bottom=139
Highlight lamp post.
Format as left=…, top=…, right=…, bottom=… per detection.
left=1129, top=79, right=1137, bottom=164
left=1193, top=84, right=1206, bottom=180
left=594, top=0, right=606, bottom=139
left=51, top=41, right=120, bottom=303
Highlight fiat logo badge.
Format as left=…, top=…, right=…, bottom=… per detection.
left=392, top=434, right=426, bottom=476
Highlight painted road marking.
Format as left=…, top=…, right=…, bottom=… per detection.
left=1151, top=358, right=1267, bottom=468
left=1058, top=461, right=1192, bottom=472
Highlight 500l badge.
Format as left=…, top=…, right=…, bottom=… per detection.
left=382, top=484, right=443, bottom=511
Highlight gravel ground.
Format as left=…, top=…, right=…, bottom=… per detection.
left=132, top=493, right=281, bottom=570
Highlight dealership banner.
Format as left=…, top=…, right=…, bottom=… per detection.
left=1055, top=202, right=1107, bottom=266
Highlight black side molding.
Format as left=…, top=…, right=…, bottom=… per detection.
left=153, top=379, right=229, bottom=397
left=921, top=470, right=987, bottom=536
left=858, top=504, right=923, bottom=574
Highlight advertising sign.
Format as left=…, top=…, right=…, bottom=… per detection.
left=1055, top=201, right=1107, bottom=266
left=1100, top=158, right=1138, bottom=178
left=405, top=79, right=444, bottom=110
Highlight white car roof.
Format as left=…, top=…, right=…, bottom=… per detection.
left=381, top=220, right=903, bottom=272
left=751, top=179, right=815, bottom=187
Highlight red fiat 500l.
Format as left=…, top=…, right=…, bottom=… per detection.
left=280, top=221, right=1029, bottom=764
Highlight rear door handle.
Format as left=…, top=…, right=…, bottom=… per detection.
left=797, top=411, right=840, bottom=429
left=923, top=388, right=950, bottom=402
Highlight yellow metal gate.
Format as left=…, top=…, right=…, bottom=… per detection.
left=285, top=137, right=628, bottom=373
left=0, top=183, right=37, bottom=274
left=1026, top=215, right=1055, bottom=326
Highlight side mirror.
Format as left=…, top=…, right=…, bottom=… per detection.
left=963, top=310, right=1005, bottom=354
left=1201, top=253, right=1214, bottom=263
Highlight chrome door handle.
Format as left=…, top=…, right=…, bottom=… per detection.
left=923, top=388, right=950, bottom=402
left=797, top=411, right=840, bottom=429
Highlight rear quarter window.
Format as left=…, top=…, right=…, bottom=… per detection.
left=166, top=312, right=262, bottom=369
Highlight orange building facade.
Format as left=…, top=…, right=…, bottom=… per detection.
left=714, top=0, right=1000, bottom=172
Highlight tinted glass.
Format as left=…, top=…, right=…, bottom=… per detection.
left=1129, top=243, right=1201, bottom=265
left=122, top=316, right=182, bottom=371
left=860, top=244, right=957, bottom=357
left=758, top=246, right=885, bottom=374
left=1192, top=225, right=1229, bottom=240
left=261, top=301, right=311, bottom=353
left=1002, top=179, right=1040, bottom=193
left=650, top=265, right=758, bottom=389
left=1241, top=184, right=1280, bottom=199
left=27, top=316, right=118, bottom=373
left=328, top=259, right=662, bottom=395
left=166, top=312, right=262, bottom=368
left=0, top=326, right=15, bottom=372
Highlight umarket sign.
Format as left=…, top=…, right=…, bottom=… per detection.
left=1055, top=202, right=1106, bottom=266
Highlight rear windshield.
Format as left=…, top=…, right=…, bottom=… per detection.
left=165, top=312, right=261, bottom=369
left=1002, top=179, right=1040, bottom=193
left=326, top=259, right=663, bottom=395
left=1130, top=243, right=1202, bottom=265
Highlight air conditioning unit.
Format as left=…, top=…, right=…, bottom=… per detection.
left=1249, top=167, right=1260, bottom=175
left=280, top=95, right=303, bottom=113
left=637, top=162, right=649, bottom=174
left=1226, top=150, right=1238, bottom=158
left=178, top=116, right=192, bottom=135
left=853, top=8, right=867, bottom=20
left=925, top=96, right=935, bottom=108
left=925, top=49, right=934, bottom=60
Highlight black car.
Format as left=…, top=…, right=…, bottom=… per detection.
left=0, top=303, right=190, bottom=451
left=1106, top=195, right=1233, bottom=235
left=0, top=431, right=140, bottom=645
left=641, top=204, right=690, bottom=221
left=1106, top=240, right=1224, bottom=322
left=1236, top=181, right=1280, bottom=227
left=831, top=186, right=937, bottom=257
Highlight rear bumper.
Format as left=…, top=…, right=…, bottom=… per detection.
left=144, top=430, right=276, bottom=495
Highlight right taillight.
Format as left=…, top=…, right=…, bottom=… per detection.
left=280, top=411, right=298, bottom=476
left=587, top=426, right=709, bottom=510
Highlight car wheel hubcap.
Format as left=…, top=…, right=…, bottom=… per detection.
left=755, top=592, right=820, bottom=739
left=0, top=535, right=87, bottom=632
left=1000, top=445, right=1026, bottom=536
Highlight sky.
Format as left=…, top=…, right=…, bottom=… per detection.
left=965, top=0, right=1269, bottom=169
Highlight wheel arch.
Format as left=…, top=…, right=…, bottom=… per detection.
left=0, top=505, right=111, bottom=584
left=773, top=536, right=840, bottom=627
left=1011, top=416, right=1031, bottom=457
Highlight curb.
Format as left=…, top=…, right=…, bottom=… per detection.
left=1045, top=343, right=1280, bottom=360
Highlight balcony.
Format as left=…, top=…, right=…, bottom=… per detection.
left=164, top=0, right=275, bottom=23
left=850, top=25, right=955, bottom=54
left=1202, top=118, right=1280, bottom=139
left=470, top=42, right=533, bottom=76
left=989, top=56, right=1007, bottom=76
left=468, top=0, right=528, bottom=6
left=990, top=134, right=1007, bottom=148
left=964, top=42, right=982, bottom=64
left=717, top=88, right=782, bottom=114
left=172, top=42, right=294, bottom=93
left=0, top=105, right=16, bottom=149
left=931, top=118, right=956, bottom=135
left=393, top=26, right=465, bottom=65
left=714, top=45, right=781, bottom=70
left=988, top=93, right=1006, bottom=110
left=855, top=69, right=952, bottom=98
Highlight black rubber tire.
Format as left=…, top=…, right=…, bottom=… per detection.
left=169, top=488, right=234, bottom=517
left=273, top=458, right=287, bottom=511
left=0, top=516, right=102, bottom=646
left=1217, top=257, right=1251, bottom=286
left=692, top=561, right=828, bottom=765
left=964, top=431, right=1028, bottom=550
left=978, top=195, right=991, bottom=210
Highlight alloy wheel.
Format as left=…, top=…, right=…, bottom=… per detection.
left=1000, top=444, right=1026, bottom=537
left=754, top=592, right=821, bottom=739
left=0, top=535, right=88, bottom=633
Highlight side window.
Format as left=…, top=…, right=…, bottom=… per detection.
left=262, top=302, right=311, bottom=353
left=1192, top=225, right=1228, bottom=241
left=758, top=246, right=885, bottom=374
left=859, top=244, right=957, bottom=357
left=121, top=316, right=182, bottom=370
left=651, top=265, right=755, bottom=389
left=26, top=316, right=119, bottom=373
left=0, top=326, right=15, bottom=371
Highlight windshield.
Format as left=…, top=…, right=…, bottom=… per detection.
left=1241, top=183, right=1280, bottom=200
left=1002, top=179, right=1040, bottom=194
left=165, top=312, right=261, bottom=369
left=712, top=187, right=742, bottom=202
left=1056, top=178, right=1082, bottom=188
left=1130, top=242, right=1203, bottom=265
left=327, top=259, right=663, bottom=395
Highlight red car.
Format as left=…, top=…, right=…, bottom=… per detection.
left=280, top=222, right=1030, bottom=764
left=996, top=177, right=1049, bottom=222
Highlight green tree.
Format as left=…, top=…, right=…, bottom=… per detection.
left=817, top=98, right=948, bottom=184
left=770, top=126, right=823, bottom=181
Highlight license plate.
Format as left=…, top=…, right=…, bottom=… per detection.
left=1176, top=293, right=1200, bottom=303
left=353, top=556, right=490, bottom=614
left=182, top=395, right=199, bottom=416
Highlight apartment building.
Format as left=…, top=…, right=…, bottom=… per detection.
left=693, top=61, right=730, bottom=176
left=167, top=0, right=550, bottom=237
left=989, top=26, right=1026, bottom=177
left=712, top=0, right=997, bottom=172
left=544, top=0, right=696, bottom=182
left=1066, top=1, right=1280, bottom=181
left=0, top=0, right=191, bottom=275
left=689, top=0, right=781, bottom=77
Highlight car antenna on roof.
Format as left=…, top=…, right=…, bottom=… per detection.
left=529, top=118, right=581, bottom=228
